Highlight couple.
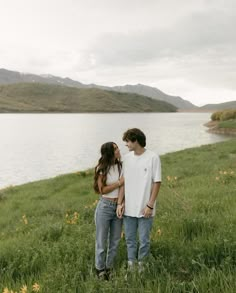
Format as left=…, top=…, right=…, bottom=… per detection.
left=94, top=128, right=161, bottom=280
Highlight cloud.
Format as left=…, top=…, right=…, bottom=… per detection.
left=88, top=6, right=236, bottom=66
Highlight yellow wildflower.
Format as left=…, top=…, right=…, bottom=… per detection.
left=93, top=200, right=98, bottom=206
left=20, top=285, right=27, bottom=293
left=32, top=283, right=40, bottom=292
left=174, top=176, right=178, bottom=180
left=157, top=229, right=162, bottom=236
left=22, top=215, right=28, bottom=225
left=167, top=176, right=171, bottom=181
left=3, top=288, right=9, bottom=293
left=215, top=177, right=220, bottom=181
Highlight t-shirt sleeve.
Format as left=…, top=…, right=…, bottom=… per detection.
left=152, top=155, right=162, bottom=182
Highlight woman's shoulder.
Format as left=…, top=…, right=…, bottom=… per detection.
left=96, top=165, right=104, bottom=175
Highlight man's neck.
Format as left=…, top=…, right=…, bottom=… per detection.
left=134, top=146, right=145, bottom=156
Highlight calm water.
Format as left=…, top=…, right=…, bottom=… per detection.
left=0, top=113, right=231, bottom=188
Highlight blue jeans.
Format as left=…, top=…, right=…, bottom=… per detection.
left=95, top=197, right=122, bottom=270
left=123, top=216, right=153, bottom=262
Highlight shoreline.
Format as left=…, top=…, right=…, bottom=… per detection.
left=204, top=120, right=236, bottom=136
left=1, top=138, right=235, bottom=191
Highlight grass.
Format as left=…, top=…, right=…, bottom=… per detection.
left=0, top=139, right=236, bottom=292
left=218, top=119, right=236, bottom=129
left=0, top=83, right=177, bottom=113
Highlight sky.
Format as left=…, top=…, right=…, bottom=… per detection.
left=0, top=0, right=235, bottom=106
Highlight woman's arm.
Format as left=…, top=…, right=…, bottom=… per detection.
left=98, top=175, right=124, bottom=194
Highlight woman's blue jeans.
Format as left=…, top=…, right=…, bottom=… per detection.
left=95, top=197, right=122, bottom=270
left=123, top=216, right=153, bottom=262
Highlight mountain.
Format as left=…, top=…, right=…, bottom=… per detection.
left=93, top=83, right=196, bottom=110
left=0, top=68, right=195, bottom=110
left=0, top=68, right=87, bottom=88
left=0, top=83, right=177, bottom=113
left=200, top=101, right=236, bottom=111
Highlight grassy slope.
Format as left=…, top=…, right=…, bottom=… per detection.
left=218, top=119, right=236, bottom=129
left=0, top=139, right=236, bottom=292
left=0, top=83, right=177, bottom=113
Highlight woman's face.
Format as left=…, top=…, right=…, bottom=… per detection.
left=113, top=144, right=121, bottom=160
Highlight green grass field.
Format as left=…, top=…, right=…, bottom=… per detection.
left=0, top=139, right=235, bottom=293
left=218, top=119, right=236, bottom=129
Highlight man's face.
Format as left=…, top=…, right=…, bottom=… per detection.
left=125, top=140, right=137, bottom=151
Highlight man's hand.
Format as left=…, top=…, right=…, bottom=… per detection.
left=116, top=203, right=124, bottom=219
left=142, top=205, right=153, bottom=218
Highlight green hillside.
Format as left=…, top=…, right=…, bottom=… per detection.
left=200, top=100, right=236, bottom=111
left=0, top=83, right=177, bottom=113
left=0, top=139, right=235, bottom=292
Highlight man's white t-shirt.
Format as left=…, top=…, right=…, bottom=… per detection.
left=123, top=149, right=161, bottom=217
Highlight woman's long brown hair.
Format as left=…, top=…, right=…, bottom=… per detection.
left=94, top=142, right=122, bottom=194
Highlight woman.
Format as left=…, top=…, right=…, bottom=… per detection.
left=94, top=142, right=124, bottom=280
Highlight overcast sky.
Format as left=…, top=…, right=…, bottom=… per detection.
left=0, top=0, right=235, bottom=106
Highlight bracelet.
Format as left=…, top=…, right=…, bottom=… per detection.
left=146, top=204, right=153, bottom=210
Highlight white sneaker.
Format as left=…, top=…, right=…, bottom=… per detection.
left=127, top=260, right=135, bottom=271
left=125, top=261, right=136, bottom=281
left=138, top=261, right=145, bottom=273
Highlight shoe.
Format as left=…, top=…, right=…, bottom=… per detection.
left=125, top=261, right=136, bottom=281
left=127, top=260, right=135, bottom=271
left=105, top=267, right=113, bottom=279
left=138, top=261, right=144, bottom=273
left=96, top=269, right=109, bottom=281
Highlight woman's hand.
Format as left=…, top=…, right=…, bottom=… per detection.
left=116, top=203, right=124, bottom=218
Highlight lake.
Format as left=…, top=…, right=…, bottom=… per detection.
left=0, top=113, right=231, bottom=188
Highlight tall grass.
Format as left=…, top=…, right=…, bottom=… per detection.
left=211, top=109, right=236, bottom=121
left=0, top=139, right=235, bottom=292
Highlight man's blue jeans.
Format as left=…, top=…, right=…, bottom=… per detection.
left=95, top=197, right=122, bottom=270
left=123, top=216, right=153, bottom=262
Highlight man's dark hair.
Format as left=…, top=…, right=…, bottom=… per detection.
left=122, top=128, right=146, bottom=147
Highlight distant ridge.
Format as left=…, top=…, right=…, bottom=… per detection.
left=0, top=68, right=194, bottom=110
left=0, top=83, right=177, bottom=113
left=94, top=83, right=196, bottom=110
left=0, top=68, right=87, bottom=88
left=200, top=101, right=236, bottom=111
left=0, top=68, right=235, bottom=111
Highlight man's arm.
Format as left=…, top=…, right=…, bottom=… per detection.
left=143, top=182, right=161, bottom=217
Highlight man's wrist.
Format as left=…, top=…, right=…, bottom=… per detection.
left=146, top=204, right=153, bottom=210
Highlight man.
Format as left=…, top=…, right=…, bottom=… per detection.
left=117, top=128, right=161, bottom=271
